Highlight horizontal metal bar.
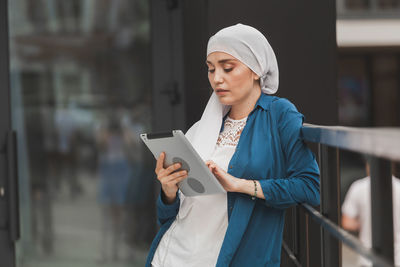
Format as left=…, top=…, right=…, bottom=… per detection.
left=301, top=124, right=400, bottom=161
left=301, top=203, right=393, bottom=267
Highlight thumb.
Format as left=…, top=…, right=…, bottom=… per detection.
left=211, top=165, right=222, bottom=176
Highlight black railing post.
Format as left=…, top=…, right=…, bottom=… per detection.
left=319, top=144, right=341, bottom=267
left=301, top=124, right=398, bottom=267
left=370, top=157, right=394, bottom=266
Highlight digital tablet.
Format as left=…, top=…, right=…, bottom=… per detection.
left=140, top=130, right=226, bottom=197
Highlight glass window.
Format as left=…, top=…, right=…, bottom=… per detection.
left=378, top=0, right=400, bottom=9
left=345, top=0, right=371, bottom=10
left=338, top=56, right=371, bottom=126
left=8, top=0, right=155, bottom=266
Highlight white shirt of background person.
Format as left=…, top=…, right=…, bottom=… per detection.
left=342, top=173, right=400, bottom=267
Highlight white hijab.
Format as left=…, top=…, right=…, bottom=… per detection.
left=186, top=23, right=279, bottom=160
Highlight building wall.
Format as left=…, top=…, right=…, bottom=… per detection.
left=182, top=0, right=338, bottom=129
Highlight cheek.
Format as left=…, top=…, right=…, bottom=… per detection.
left=229, top=69, right=254, bottom=89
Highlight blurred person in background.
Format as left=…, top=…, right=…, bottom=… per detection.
left=121, top=108, right=152, bottom=254
left=27, top=107, right=54, bottom=255
left=95, top=113, right=133, bottom=263
left=342, top=160, right=400, bottom=266
left=53, top=102, right=81, bottom=199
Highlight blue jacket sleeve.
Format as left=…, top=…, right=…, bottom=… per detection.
left=156, top=190, right=180, bottom=226
left=259, top=99, right=320, bottom=209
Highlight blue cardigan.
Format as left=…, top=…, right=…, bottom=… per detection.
left=146, top=93, right=320, bottom=267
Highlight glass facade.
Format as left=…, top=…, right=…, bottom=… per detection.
left=8, top=0, right=155, bottom=266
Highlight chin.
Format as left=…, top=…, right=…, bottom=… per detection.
left=216, top=95, right=235, bottom=106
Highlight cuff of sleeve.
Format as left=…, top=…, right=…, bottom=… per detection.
left=259, top=179, right=274, bottom=205
left=259, top=179, right=292, bottom=208
left=157, top=190, right=180, bottom=219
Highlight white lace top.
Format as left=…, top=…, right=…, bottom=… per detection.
left=152, top=116, right=247, bottom=267
left=217, top=117, right=247, bottom=147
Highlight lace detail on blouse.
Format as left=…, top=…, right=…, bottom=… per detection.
left=216, top=116, right=247, bottom=147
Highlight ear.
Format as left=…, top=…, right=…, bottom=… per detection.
left=254, top=73, right=260, bottom=81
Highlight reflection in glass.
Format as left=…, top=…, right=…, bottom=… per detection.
left=8, top=0, right=154, bottom=266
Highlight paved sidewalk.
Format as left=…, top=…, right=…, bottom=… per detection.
left=17, top=175, right=148, bottom=267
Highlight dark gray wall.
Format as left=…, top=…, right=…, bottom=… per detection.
left=182, top=0, right=338, bottom=129
left=181, top=1, right=211, bottom=128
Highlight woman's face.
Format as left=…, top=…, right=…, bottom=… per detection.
left=206, top=52, right=260, bottom=106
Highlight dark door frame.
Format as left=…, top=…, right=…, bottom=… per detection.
left=150, top=0, right=186, bottom=132
left=0, top=0, right=17, bottom=266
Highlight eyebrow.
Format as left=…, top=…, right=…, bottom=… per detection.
left=206, top=59, right=237, bottom=65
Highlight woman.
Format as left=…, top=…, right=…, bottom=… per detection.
left=146, top=23, right=320, bottom=267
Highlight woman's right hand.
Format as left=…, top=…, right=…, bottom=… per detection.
left=155, top=152, right=188, bottom=204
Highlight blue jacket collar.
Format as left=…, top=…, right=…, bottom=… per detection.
left=254, top=92, right=276, bottom=111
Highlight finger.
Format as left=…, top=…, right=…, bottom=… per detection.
left=164, top=162, right=182, bottom=175
left=158, top=164, right=182, bottom=180
left=159, top=169, right=185, bottom=183
left=209, top=163, right=216, bottom=170
left=155, top=152, right=165, bottom=174
left=164, top=170, right=188, bottom=183
left=205, top=160, right=215, bottom=165
left=175, top=174, right=188, bottom=183
left=211, top=162, right=222, bottom=171
left=213, top=164, right=220, bottom=172
left=214, top=165, right=224, bottom=176
left=210, top=164, right=223, bottom=177
left=207, top=163, right=216, bottom=172
left=166, top=174, right=188, bottom=188
left=211, top=165, right=217, bottom=172
left=168, top=170, right=187, bottom=181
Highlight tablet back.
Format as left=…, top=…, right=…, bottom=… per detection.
left=140, top=130, right=226, bottom=196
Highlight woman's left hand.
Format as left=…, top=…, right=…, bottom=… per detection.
left=205, top=160, right=241, bottom=192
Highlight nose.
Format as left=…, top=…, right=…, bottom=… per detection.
left=213, top=69, right=223, bottom=84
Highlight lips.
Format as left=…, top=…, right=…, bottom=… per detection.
left=216, top=89, right=229, bottom=93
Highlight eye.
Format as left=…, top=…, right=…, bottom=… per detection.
left=224, top=68, right=233, bottom=73
left=208, top=69, right=215, bottom=73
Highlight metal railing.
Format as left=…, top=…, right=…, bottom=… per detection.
left=283, top=124, right=399, bottom=267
